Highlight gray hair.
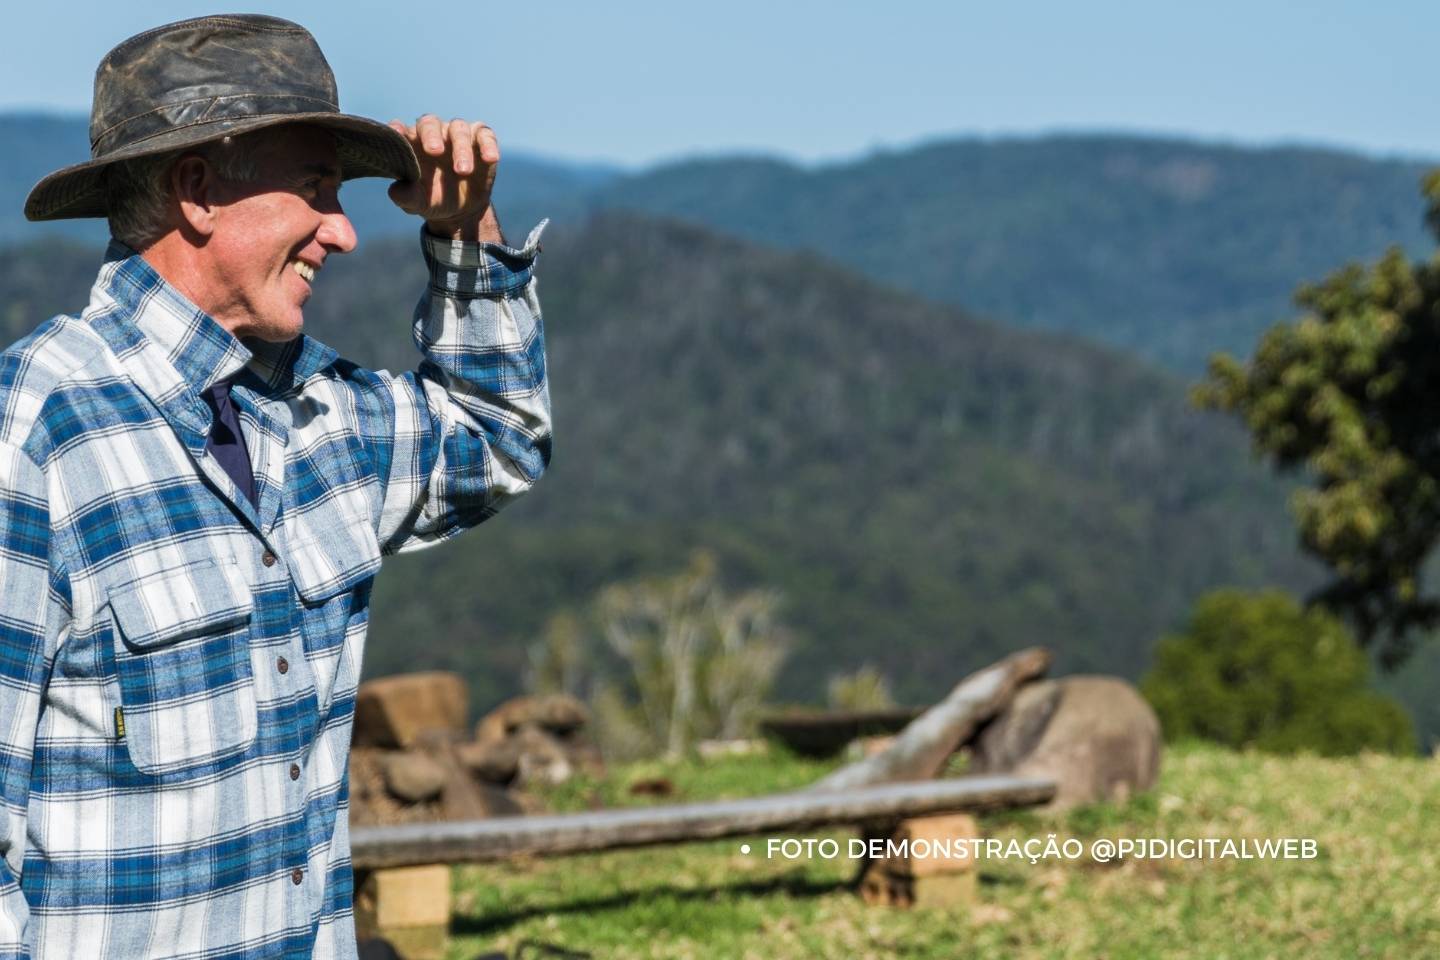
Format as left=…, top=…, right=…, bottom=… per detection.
left=103, top=134, right=267, bottom=250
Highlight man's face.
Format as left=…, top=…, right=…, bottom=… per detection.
left=204, top=126, right=357, bottom=342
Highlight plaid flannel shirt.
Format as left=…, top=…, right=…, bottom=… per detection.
left=0, top=222, right=551, bottom=958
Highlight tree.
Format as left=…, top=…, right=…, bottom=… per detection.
left=1195, top=174, right=1440, bottom=667
left=1142, top=589, right=1415, bottom=756
left=524, top=611, right=588, bottom=699
left=527, top=551, right=791, bottom=759
left=826, top=664, right=895, bottom=711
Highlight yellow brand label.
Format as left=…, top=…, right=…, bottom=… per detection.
left=114, top=706, right=126, bottom=739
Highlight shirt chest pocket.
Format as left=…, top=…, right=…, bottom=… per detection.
left=107, top=557, right=258, bottom=778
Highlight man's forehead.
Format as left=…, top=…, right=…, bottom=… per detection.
left=254, top=127, right=342, bottom=178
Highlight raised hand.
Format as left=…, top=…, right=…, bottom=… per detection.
left=387, top=114, right=503, bottom=243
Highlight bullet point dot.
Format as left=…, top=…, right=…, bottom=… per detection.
left=740, top=843, right=751, bottom=855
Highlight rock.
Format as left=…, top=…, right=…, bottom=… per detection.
left=414, top=737, right=525, bottom=820
left=354, top=672, right=469, bottom=749
left=970, top=675, right=1161, bottom=810
left=476, top=694, right=589, bottom=743
left=512, top=726, right=575, bottom=787
left=440, top=776, right=524, bottom=821
left=348, top=743, right=522, bottom=826
left=456, top=738, right=521, bottom=785
left=380, top=752, right=449, bottom=803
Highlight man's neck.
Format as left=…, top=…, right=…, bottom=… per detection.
left=138, top=232, right=245, bottom=337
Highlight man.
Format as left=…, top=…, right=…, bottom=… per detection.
left=0, top=14, right=550, bottom=959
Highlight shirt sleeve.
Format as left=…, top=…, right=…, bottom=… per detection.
left=0, top=443, right=68, bottom=959
left=343, top=220, right=552, bottom=555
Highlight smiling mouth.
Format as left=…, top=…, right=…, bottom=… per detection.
left=292, top=261, right=317, bottom=282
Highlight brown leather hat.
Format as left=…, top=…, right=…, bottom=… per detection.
left=24, top=13, right=420, bottom=221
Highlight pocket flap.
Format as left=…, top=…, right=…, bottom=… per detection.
left=108, top=557, right=254, bottom=650
left=285, top=524, right=382, bottom=605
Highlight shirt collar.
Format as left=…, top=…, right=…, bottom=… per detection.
left=246, top=333, right=339, bottom=393
left=98, top=240, right=339, bottom=393
left=100, top=240, right=251, bottom=392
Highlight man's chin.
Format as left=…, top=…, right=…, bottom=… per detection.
left=246, top=316, right=305, bottom=344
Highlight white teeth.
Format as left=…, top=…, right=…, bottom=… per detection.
left=292, top=261, right=316, bottom=282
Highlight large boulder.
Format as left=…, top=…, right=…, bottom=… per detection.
left=353, top=672, right=469, bottom=749
left=969, top=676, right=1161, bottom=810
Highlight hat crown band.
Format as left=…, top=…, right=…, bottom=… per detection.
left=91, top=92, right=340, bottom=157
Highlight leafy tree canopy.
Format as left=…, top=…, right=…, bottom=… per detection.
left=1142, top=589, right=1415, bottom=755
left=1196, top=175, right=1440, bottom=667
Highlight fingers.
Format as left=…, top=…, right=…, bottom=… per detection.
left=416, top=113, right=446, bottom=157
left=396, top=115, right=498, bottom=176
left=448, top=118, right=474, bottom=174
left=387, top=114, right=499, bottom=224
left=476, top=123, right=500, bottom=165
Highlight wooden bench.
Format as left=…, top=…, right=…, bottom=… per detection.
left=350, top=774, right=1055, bottom=956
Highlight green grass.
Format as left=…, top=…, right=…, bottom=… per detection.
left=442, top=743, right=1440, bottom=959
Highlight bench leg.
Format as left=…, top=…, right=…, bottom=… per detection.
left=353, top=864, right=452, bottom=960
left=855, top=813, right=980, bottom=909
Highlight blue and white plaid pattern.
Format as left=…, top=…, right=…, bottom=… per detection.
left=0, top=223, right=550, bottom=958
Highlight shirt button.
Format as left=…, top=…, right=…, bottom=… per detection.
left=291, top=867, right=304, bottom=886
left=262, top=551, right=277, bottom=567
left=276, top=656, right=289, bottom=675
left=290, top=763, right=301, bottom=781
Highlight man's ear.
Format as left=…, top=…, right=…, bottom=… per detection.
left=171, top=154, right=218, bottom=237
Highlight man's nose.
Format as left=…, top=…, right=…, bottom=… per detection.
left=318, top=207, right=357, bottom=254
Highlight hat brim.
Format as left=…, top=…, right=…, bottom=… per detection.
left=24, top=112, right=421, bottom=222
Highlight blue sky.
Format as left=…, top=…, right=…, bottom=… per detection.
left=4, top=1, right=1436, bottom=168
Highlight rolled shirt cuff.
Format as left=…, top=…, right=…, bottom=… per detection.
left=421, top=219, right=548, bottom=297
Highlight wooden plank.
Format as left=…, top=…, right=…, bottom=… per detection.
left=805, top=647, right=1052, bottom=792
left=351, top=775, right=1055, bottom=870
